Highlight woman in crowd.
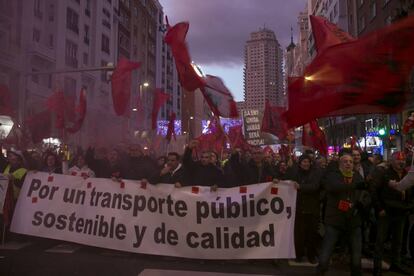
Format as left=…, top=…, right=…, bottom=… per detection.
left=288, top=154, right=322, bottom=264
left=41, top=152, right=62, bottom=174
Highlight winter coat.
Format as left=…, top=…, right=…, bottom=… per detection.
left=182, top=148, right=224, bottom=187
left=323, top=169, right=366, bottom=230
left=288, top=166, right=322, bottom=216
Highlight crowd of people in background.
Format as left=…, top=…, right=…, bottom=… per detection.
left=0, top=141, right=413, bottom=276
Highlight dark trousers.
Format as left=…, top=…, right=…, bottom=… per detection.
left=294, top=213, right=319, bottom=260
left=318, top=225, right=362, bottom=276
left=373, top=212, right=406, bottom=271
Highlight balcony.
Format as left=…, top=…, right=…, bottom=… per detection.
left=30, top=42, right=56, bottom=62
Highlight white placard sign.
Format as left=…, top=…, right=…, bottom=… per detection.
left=11, top=172, right=297, bottom=259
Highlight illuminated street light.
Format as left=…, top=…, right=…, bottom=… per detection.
left=132, top=108, right=138, bottom=112
left=143, top=82, right=149, bottom=87
left=304, top=75, right=313, bottom=81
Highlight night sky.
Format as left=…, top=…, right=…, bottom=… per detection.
left=159, top=0, right=307, bottom=100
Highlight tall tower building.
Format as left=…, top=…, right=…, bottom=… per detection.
left=243, top=28, right=284, bottom=110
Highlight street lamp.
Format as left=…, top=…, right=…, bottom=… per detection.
left=138, top=82, right=150, bottom=129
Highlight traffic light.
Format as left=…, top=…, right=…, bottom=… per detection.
left=378, top=128, right=386, bottom=137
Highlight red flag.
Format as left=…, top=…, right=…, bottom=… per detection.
left=228, top=125, right=249, bottom=150
left=310, top=15, right=355, bottom=53
left=111, top=58, right=141, bottom=116
left=350, top=136, right=359, bottom=150
left=284, top=15, right=414, bottom=128
left=0, top=84, right=13, bottom=116
left=261, top=100, right=289, bottom=140
left=166, top=112, right=176, bottom=142
left=302, top=120, right=328, bottom=156
left=196, top=117, right=227, bottom=153
left=279, top=144, right=292, bottom=161
left=164, top=22, right=205, bottom=92
left=201, top=75, right=239, bottom=118
left=403, top=112, right=414, bottom=134
left=151, top=89, right=170, bottom=129
left=46, top=91, right=65, bottom=129
left=263, top=145, right=274, bottom=155
left=66, top=87, right=87, bottom=133
left=25, top=110, right=52, bottom=144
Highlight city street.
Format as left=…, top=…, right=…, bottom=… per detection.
left=0, top=238, right=409, bottom=276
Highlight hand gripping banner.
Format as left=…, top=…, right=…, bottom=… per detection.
left=11, top=172, right=297, bottom=259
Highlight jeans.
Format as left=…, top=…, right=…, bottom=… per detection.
left=318, top=225, right=362, bottom=276
left=373, top=211, right=406, bottom=271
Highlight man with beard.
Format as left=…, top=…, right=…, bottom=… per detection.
left=317, top=153, right=365, bottom=276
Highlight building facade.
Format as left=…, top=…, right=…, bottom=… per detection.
left=1, top=0, right=183, bottom=147
left=18, top=0, right=124, bottom=147
left=243, top=28, right=284, bottom=110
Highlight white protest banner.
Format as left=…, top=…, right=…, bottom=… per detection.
left=0, top=174, right=9, bottom=213
left=11, top=172, right=297, bottom=259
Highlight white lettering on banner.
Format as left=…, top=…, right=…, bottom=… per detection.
left=11, top=172, right=297, bottom=259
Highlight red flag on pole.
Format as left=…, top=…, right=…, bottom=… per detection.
left=151, top=89, right=170, bottom=129
left=46, top=91, right=66, bottom=129
left=196, top=117, right=227, bottom=153
left=164, top=22, right=205, bottom=92
left=310, top=15, right=355, bottom=53
left=166, top=112, right=176, bottom=142
left=25, top=110, right=52, bottom=144
left=302, top=120, right=328, bottom=156
left=261, top=100, right=289, bottom=140
left=111, top=58, right=141, bottom=116
left=228, top=125, right=249, bottom=150
left=284, top=15, right=414, bottom=128
left=66, top=87, right=87, bottom=133
left=201, top=75, right=239, bottom=118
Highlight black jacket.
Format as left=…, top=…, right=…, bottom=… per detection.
left=222, top=152, right=245, bottom=187
left=182, top=148, right=224, bottom=187
left=150, top=164, right=185, bottom=185
left=288, top=166, right=322, bottom=216
left=243, top=160, right=275, bottom=185
left=370, top=166, right=414, bottom=213
left=125, top=156, right=158, bottom=181
left=323, top=169, right=365, bottom=229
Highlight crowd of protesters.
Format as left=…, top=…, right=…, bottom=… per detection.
left=0, top=141, right=414, bottom=276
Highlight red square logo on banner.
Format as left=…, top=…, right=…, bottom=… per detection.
left=192, top=187, right=199, bottom=194
left=120, top=182, right=125, bottom=189
left=140, top=181, right=147, bottom=189
left=81, top=172, right=88, bottom=178
left=239, top=186, right=247, bottom=193
left=47, top=176, right=54, bottom=182
left=271, top=187, right=278, bottom=195
left=87, top=182, right=92, bottom=188
left=32, top=197, right=38, bottom=203
left=71, top=171, right=77, bottom=176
